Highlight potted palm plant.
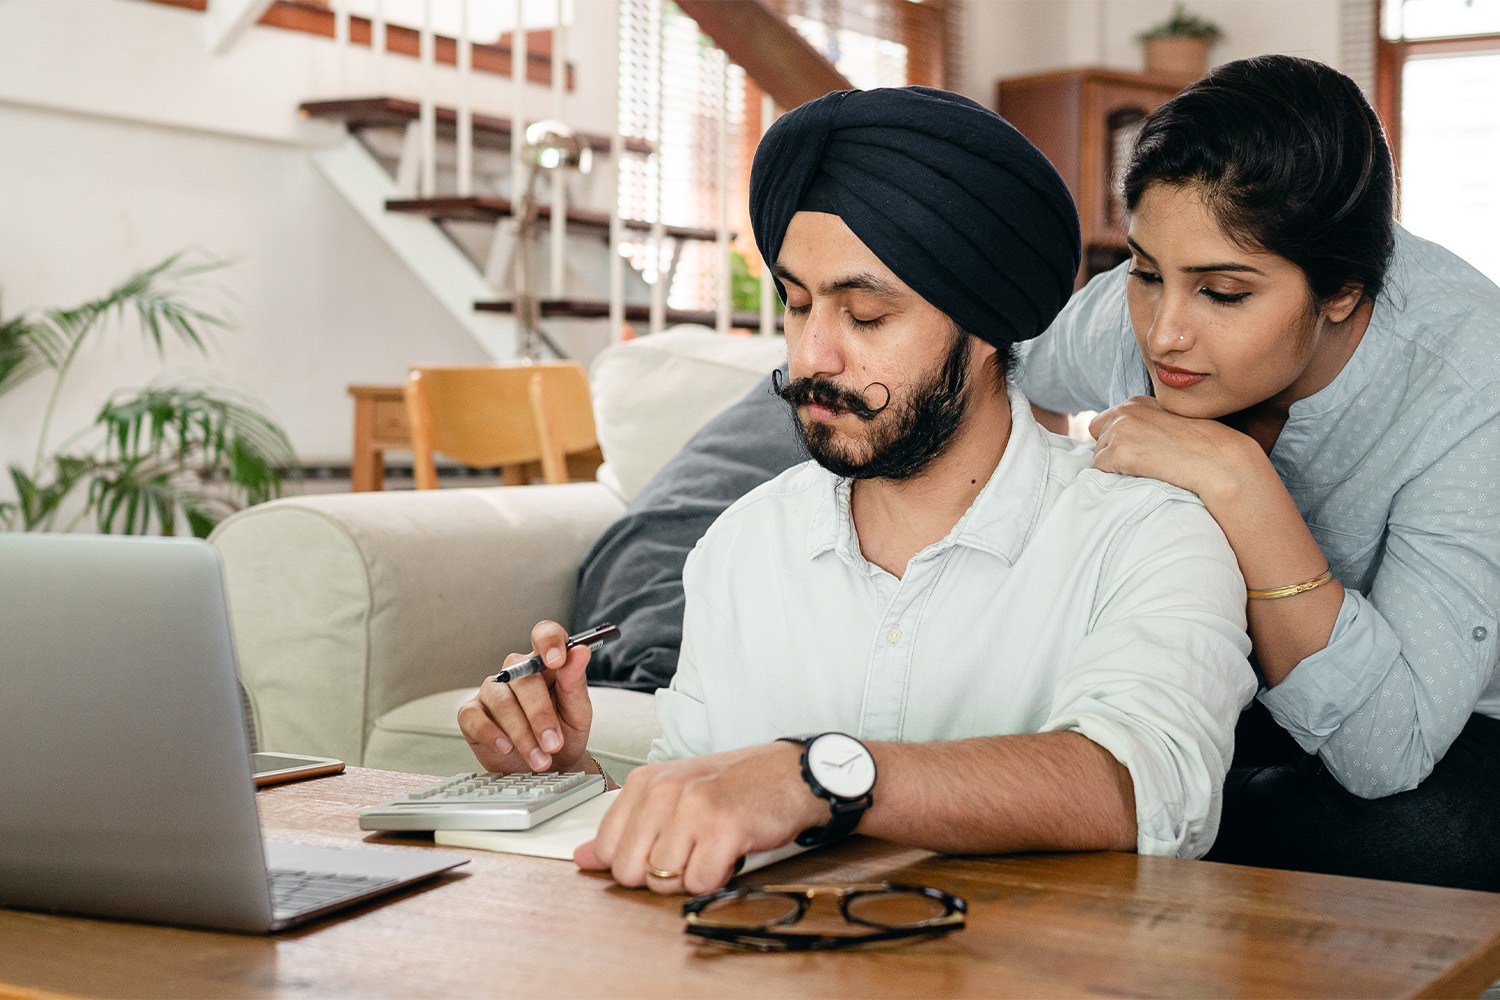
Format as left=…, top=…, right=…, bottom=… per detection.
left=1138, top=3, right=1224, bottom=81
left=0, top=253, right=295, bottom=537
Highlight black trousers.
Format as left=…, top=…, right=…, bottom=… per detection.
left=1204, top=702, right=1500, bottom=891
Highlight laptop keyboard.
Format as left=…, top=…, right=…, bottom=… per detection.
left=268, top=868, right=401, bottom=916
left=358, top=771, right=607, bottom=831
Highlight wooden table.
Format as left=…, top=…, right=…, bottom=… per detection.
left=347, top=384, right=411, bottom=493
left=2, top=768, right=1499, bottom=999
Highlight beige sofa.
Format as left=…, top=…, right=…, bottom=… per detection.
left=211, top=328, right=786, bottom=784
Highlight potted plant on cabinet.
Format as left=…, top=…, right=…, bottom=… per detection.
left=1138, top=3, right=1224, bottom=81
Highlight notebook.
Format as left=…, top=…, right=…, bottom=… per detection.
left=436, top=788, right=812, bottom=874
left=0, top=533, right=465, bottom=933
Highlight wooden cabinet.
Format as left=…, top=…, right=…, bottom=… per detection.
left=996, top=68, right=1185, bottom=288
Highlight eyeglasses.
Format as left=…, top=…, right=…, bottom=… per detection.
left=682, top=882, right=966, bottom=952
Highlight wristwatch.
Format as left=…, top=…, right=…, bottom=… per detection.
left=778, top=732, right=877, bottom=847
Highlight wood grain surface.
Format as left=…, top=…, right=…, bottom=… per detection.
left=2, top=767, right=1498, bottom=999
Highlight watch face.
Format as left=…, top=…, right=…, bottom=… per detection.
left=807, top=733, right=875, bottom=800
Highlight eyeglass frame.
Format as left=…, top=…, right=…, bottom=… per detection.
left=681, top=881, right=967, bottom=952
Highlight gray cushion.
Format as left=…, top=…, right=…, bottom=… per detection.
left=572, top=373, right=805, bottom=691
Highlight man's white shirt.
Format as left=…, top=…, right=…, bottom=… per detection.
left=649, top=386, right=1256, bottom=858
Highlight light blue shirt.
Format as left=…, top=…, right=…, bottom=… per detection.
left=651, top=387, right=1255, bottom=858
left=1014, top=224, right=1500, bottom=798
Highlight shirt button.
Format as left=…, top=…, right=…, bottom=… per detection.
left=1474, top=626, right=1489, bottom=642
left=887, top=628, right=902, bottom=644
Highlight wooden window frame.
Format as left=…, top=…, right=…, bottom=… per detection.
left=1375, top=0, right=1500, bottom=184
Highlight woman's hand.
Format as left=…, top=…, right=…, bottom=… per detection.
left=1088, top=396, right=1259, bottom=501
left=1092, top=396, right=1346, bottom=686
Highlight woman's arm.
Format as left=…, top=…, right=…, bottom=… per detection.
left=1256, top=406, right=1500, bottom=796
left=1093, top=397, right=1500, bottom=797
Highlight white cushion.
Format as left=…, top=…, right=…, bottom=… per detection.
left=590, top=326, right=786, bottom=502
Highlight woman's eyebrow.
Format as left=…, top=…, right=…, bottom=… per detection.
left=1127, top=235, right=1265, bottom=276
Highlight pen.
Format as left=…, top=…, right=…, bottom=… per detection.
left=493, top=623, right=621, bottom=683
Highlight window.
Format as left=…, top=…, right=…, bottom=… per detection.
left=616, top=0, right=953, bottom=313
left=1380, top=0, right=1500, bottom=283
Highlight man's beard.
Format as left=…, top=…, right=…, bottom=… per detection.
left=775, top=329, right=973, bottom=481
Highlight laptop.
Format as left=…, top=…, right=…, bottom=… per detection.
left=0, top=533, right=465, bottom=933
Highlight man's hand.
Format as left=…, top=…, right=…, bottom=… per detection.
left=457, top=620, right=593, bottom=773
left=574, top=742, right=826, bottom=895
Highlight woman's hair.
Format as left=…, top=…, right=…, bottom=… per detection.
left=1123, top=54, right=1396, bottom=304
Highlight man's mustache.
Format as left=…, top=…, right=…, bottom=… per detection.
left=771, top=370, right=891, bottom=420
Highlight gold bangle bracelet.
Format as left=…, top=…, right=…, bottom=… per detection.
left=1247, top=568, right=1335, bottom=600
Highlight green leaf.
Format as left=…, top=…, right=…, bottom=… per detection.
left=0, top=314, right=47, bottom=398
left=87, top=377, right=294, bottom=534
left=1, top=251, right=295, bottom=537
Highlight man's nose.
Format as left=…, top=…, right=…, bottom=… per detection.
left=790, top=304, right=845, bottom=378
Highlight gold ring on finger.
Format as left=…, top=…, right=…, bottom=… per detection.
left=647, top=865, right=684, bottom=880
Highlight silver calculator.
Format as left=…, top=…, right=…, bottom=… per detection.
left=358, top=771, right=607, bottom=831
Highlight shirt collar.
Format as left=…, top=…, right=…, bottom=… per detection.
left=806, top=383, right=1052, bottom=569
left=1283, top=225, right=1415, bottom=424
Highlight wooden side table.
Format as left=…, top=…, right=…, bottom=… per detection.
left=347, top=384, right=411, bottom=492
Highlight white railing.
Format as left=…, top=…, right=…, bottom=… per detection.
left=320, top=0, right=773, bottom=348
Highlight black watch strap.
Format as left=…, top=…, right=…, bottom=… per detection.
left=778, top=734, right=875, bottom=848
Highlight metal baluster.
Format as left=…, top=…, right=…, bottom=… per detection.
left=550, top=0, right=568, bottom=298
left=648, top=0, right=666, bottom=336
left=419, top=0, right=436, bottom=198
left=760, top=92, right=776, bottom=337
left=333, top=0, right=350, bottom=94
left=715, top=48, right=730, bottom=334
left=370, top=0, right=386, bottom=94
left=512, top=0, right=533, bottom=356
left=457, top=0, right=473, bottom=197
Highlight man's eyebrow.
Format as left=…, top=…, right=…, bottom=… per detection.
left=1126, top=236, right=1265, bottom=276
left=772, top=262, right=901, bottom=297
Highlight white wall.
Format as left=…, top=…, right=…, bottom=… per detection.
left=0, top=0, right=1352, bottom=479
left=0, top=0, right=619, bottom=474
left=958, top=0, right=1343, bottom=105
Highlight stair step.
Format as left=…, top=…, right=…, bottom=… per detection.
left=385, top=197, right=726, bottom=242
left=474, top=298, right=783, bottom=330
left=300, top=97, right=653, bottom=155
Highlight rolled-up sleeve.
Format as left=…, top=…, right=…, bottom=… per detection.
left=1259, top=404, right=1500, bottom=797
left=1040, top=491, right=1256, bottom=857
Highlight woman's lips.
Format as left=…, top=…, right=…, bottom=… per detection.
left=1155, top=363, right=1206, bottom=390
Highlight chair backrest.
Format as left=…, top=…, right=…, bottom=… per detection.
left=404, top=362, right=598, bottom=489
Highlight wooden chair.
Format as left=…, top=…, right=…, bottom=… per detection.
left=404, top=362, right=602, bottom=489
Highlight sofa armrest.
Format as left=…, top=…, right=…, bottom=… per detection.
left=209, top=483, right=626, bottom=764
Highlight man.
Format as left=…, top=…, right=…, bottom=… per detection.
left=459, top=87, right=1255, bottom=895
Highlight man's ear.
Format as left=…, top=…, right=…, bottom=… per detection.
left=1322, top=283, right=1365, bottom=324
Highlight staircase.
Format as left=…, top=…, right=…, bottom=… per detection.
left=160, top=0, right=846, bottom=365
left=301, top=92, right=760, bottom=362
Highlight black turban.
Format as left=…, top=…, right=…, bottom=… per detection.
left=750, top=86, right=1081, bottom=349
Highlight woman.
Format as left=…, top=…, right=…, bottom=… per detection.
left=1015, top=54, right=1500, bottom=890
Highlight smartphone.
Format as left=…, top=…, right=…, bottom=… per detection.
left=251, top=752, right=346, bottom=788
